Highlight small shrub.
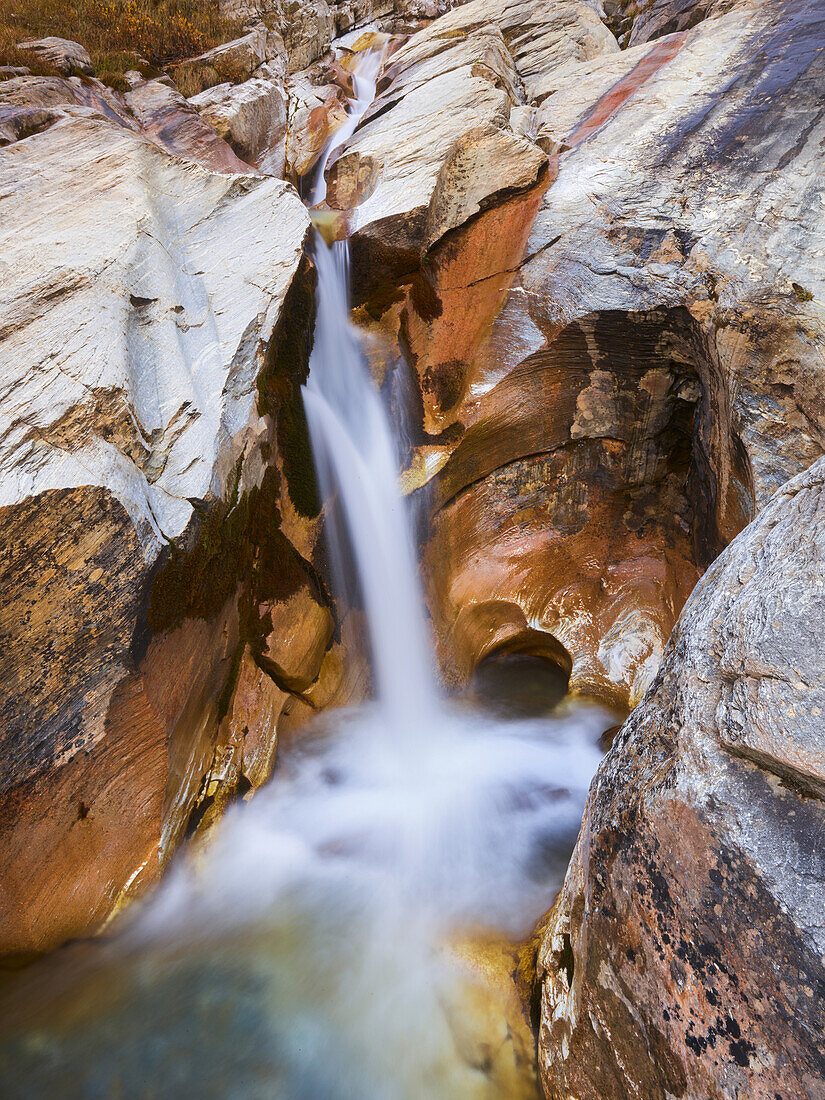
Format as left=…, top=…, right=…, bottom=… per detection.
left=0, top=0, right=240, bottom=84
left=0, top=24, right=59, bottom=74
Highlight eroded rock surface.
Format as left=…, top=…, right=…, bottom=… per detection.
left=537, top=454, right=825, bottom=1100
left=0, top=99, right=324, bottom=953
left=18, top=37, right=94, bottom=77
left=190, top=74, right=288, bottom=175
left=352, top=0, right=825, bottom=706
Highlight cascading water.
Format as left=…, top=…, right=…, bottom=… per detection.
left=302, top=237, right=437, bottom=732
left=0, top=43, right=620, bottom=1100
left=304, top=46, right=385, bottom=208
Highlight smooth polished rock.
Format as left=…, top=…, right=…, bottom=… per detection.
left=190, top=75, right=288, bottom=174
left=0, top=107, right=312, bottom=952
left=405, top=0, right=825, bottom=703
left=18, top=37, right=94, bottom=77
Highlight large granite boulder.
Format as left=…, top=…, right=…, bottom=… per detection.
left=190, top=74, right=289, bottom=175
left=537, top=453, right=825, bottom=1099
left=18, top=37, right=94, bottom=77
left=0, top=96, right=327, bottom=954
left=219, top=0, right=336, bottom=74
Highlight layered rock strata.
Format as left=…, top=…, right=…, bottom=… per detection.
left=0, top=0, right=461, bottom=954
left=528, top=0, right=825, bottom=1092
left=326, top=0, right=825, bottom=708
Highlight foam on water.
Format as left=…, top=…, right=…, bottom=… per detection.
left=0, top=46, right=616, bottom=1100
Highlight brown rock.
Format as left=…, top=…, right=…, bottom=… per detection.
left=257, top=588, right=335, bottom=692
left=219, top=647, right=290, bottom=788
left=392, top=0, right=824, bottom=706
left=538, top=455, right=825, bottom=1099
left=0, top=93, right=314, bottom=952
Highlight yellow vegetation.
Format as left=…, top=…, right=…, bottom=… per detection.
left=0, top=0, right=239, bottom=83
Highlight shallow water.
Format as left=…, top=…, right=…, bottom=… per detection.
left=0, top=689, right=614, bottom=1099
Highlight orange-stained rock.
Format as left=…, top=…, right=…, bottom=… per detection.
left=538, top=456, right=825, bottom=1099
left=0, top=594, right=240, bottom=955
left=0, top=96, right=315, bottom=953
left=286, top=81, right=350, bottom=178
left=421, top=308, right=751, bottom=706
left=257, top=587, right=335, bottom=693
left=401, top=180, right=548, bottom=438
left=441, top=933, right=541, bottom=1099
left=218, top=647, right=290, bottom=789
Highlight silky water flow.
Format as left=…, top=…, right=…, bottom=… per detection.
left=0, top=45, right=617, bottom=1100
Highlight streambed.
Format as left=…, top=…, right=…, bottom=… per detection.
left=0, top=679, right=615, bottom=1099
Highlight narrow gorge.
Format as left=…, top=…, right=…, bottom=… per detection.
left=1, top=0, right=824, bottom=1096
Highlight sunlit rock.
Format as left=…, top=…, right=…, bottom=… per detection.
left=257, top=588, right=335, bottom=693
left=0, top=105, right=312, bottom=952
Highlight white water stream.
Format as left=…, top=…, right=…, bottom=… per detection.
left=302, top=238, right=437, bottom=733
left=0, top=46, right=617, bottom=1100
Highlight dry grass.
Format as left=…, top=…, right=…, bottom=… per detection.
left=0, top=0, right=240, bottom=84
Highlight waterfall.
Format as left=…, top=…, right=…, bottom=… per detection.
left=0, top=42, right=620, bottom=1100
left=302, top=42, right=437, bottom=731
left=305, top=46, right=386, bottom=208
left=303, top=239, right=437, bottom=730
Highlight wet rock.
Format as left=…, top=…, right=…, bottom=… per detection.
left=0, top=105, right=312, bottom=952
left=425, top=308, right=724, bottom=706
left=257, top=589, right=335, bottom=693
left=398, top=0, right=825, bottom=703
left=443, top=934, right=542, bottom=1099
left=537, top=454, right=825, bottom=1099
left=285, top=73, right=349, bottom=177
left=327, top=2, right=559, bottom=259
left=18, top=37, right=94, bottom=77
left=218, top=647, right=291, bottom=789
